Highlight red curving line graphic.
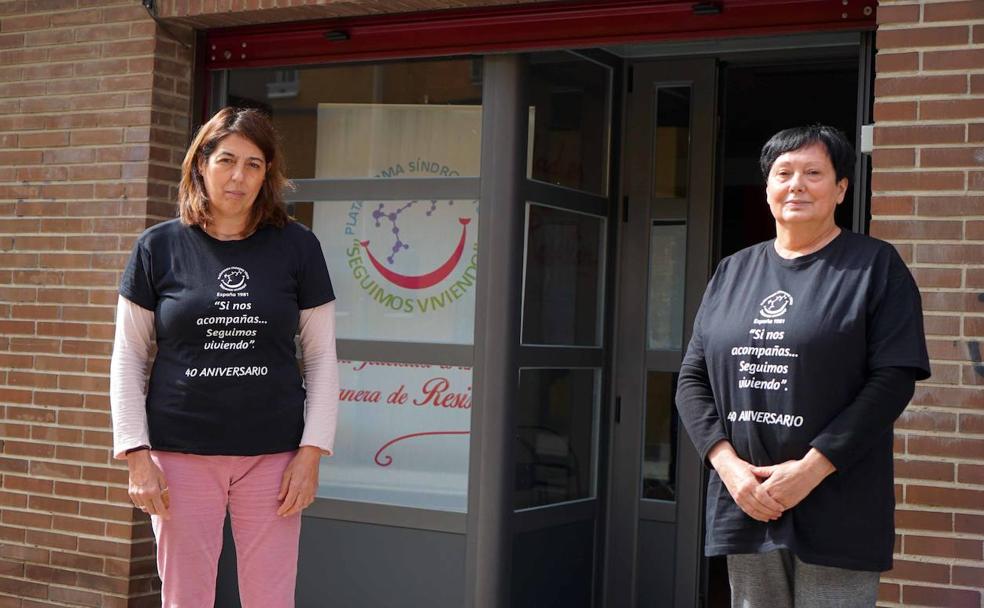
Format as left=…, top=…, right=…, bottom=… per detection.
left=360, top=218, right=470, bottom=290
left=374, top=431, right=471, bottom=467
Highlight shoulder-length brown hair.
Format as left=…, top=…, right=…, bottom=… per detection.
left=179, top=107, right=291, bottom=235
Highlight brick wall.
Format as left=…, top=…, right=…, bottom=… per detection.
left=0, top=1, right=192, bottom=605
left=871, top=1, right=984, bottom=606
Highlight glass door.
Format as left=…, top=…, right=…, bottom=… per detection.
left=605, top=58, right=716, bottom=608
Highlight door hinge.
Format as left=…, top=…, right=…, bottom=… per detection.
left=627, top=65, right=633, bottom=94
left=622, top=195, right=629, bottom=223
left=614, top=396, right=621, bottom=423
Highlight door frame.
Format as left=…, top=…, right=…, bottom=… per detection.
left=602, top=33, right=874, bottom=608
left=604, top=57, right=718, bottom=608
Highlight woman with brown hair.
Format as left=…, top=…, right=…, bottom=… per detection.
left=110, top=107, right=339, bottom=607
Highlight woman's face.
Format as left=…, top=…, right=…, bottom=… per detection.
left=198, top=133, right=268, bottom=220
left=766, top=143, right=847, bottom=229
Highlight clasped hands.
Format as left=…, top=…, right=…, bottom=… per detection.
left=708, top=441, right=835, bottom=523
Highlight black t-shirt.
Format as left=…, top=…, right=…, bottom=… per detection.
left=120, top=219, right=335, bottom=455
left=677, top=230, right=930, bottom=571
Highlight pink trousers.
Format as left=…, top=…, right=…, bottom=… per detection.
left=150, top=451, right=301, bottom=608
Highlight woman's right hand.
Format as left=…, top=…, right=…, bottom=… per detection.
left=707, top=441, right=784, bottom=523
left=127, top=450, right=170, bottom=520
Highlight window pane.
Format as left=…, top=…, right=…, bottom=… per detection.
left=313, top=199, right=479, bottom=344
left=318, top=360, right=472, bottom=512
left=642, top=371, right=678, bottom=501
left=653, top=87, right=691, bottom=198
left=226, top=58, right=483, bottom=179
left=522, top=204, right=604, bottom=347
left=647, top=221, right=686, bottom=351
left=515, top=368, right=599, bottom=510
left=527, top=52, right=611, bottom=195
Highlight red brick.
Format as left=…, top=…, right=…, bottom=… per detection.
left=28, top=495, right=79, bottom=515
left=3, top=475, right=53, bottom=494
left=0, top=149, right=42, bottom=165
left=24, top=529, right=78, bottom=551
left=877, top=125, right=967, bottom=147
left=912, top=383, right=984, bottom=407
left=872, top=97, right=917, bottom=121
left=76, top=572, right=129, bottom=594
left=871, top=195, right=914, bottom=215
left=48, top=585, right=102, bottom=607
left=50, top=8, right=103, bottom=27
left=25, top=564, right=79, bottom=587
left=74, top=23, right=130, bottom=43
left=952, top=565, right=984, bottom=588
left=872, top=219, right=963, bottom=240
left=0, top=544, right=48, bottom=564
left=102, top=38, right=155, bottom=58
left=896, top=509, right=953, bottom=533
left=876, top=51, right=919, bottom=75
left=878, top=25, right=970, bottom=49
left=78, top=502, right=132, bottom=523
left=909, top=267, right=961, bottom=288
left=77, top=538, right=129, bottom=559
left=917, top=194, right=984, bottom=216
left=33, top=355, right=85, bottom=373
left=921, top=99, right=984, bottom=121
left=61, top=340, right=112, bottom=356
left=55, top=446, right=108, bottom=465
left=905, top=535, right=982, bottom=560
left=69, top=129, right=123, bottom=146
left=872, top=171, right=965, bottom=192
left=31, top=426, right=83, bottom=445
left=0, top=575, right=47, bottom=599
left=886, top=558, right=950, bottom=584
left=1, top=510, right=51, bottom=530
left=0, top=13, right=49, bottom=32
left=6, top=406, right=55, bottom=424
left=877, top=74, right=969, bottom=97
left=33, top=391, right=83, bottom=408
left=879, top=581, right=900, bottom=604
left=908, top=485, right=984, bottom=510
left=894, top=458, right=955, bottom=481
left=923, top=48, right=984, bottom=72
left=80, top=466, right=126, bottom=485
left=44, top=113, right=99, bottom=130
left=29, top=461, right=81, bottom=481
left=915, top=243, right=980, bottom=263
left=971, top=170, right=984, bottom=191
left=962, top=364, right=984, bottom=385
left=48, top=43, right=101, bottom=62
left=903, top=584, right=981, bottom=607
left=924, top=1, right=984, bottom=21
left=54, top=482, right=106, bottom=502
left=877, top=4, right=920, bottom=24
left=872, top=147, right=915, bottom=168
left=50, top=551, right=103, bottom=573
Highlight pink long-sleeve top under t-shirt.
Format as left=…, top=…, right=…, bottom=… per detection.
left=110, top=296, right=339, bottom=460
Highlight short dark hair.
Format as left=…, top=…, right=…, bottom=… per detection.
left=759, top=125, right=856, bottom=183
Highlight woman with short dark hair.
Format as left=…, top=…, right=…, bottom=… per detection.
left=110, top=107, right=339, bottom=607
left=676, top=125, right=930, bottom=607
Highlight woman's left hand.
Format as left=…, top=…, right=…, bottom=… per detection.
left=751, top=448, right=836, bottom=511
left=277, top=446, right=323, bottom=517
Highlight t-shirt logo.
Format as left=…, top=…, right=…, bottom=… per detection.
left=218, top=266, right=249, bottom=292
left=759, top=290, right=793, bottom=318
